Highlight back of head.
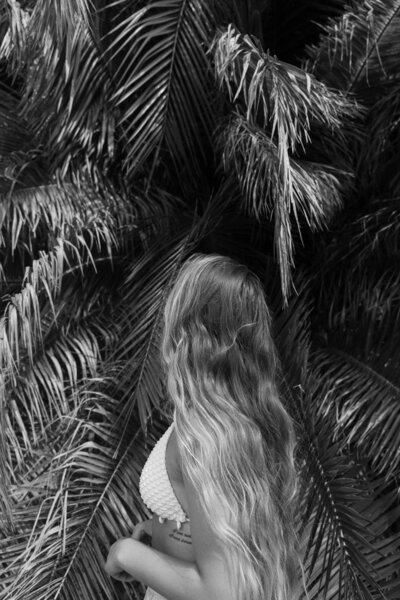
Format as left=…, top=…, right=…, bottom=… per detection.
left=163, top=254, right=301, bottom=600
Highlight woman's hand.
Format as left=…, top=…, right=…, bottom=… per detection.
left=131, top=518, right=153, bottom=545
left=105, top=519, right=152, bottom=581
left=105, top=538, right=137, bottom=582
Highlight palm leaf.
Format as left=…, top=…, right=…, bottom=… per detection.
left=0, top=181, right=185, bottom=516
left=298, top=376, right=400, bottom=600
left=311, top=200, right=400, bottom=337
left=360, top=92, right=400, bottom=196
left=342, top=199, right=400, bottom=268
left=0, top=267, right=120, bottom=518
left=306, top=0, right=400, bottom=101
left=0, top=385, right=156, bottom=600
left=0, top=182, right=139, bottom=282
left=105, top=0, right=216, bottom=185
left=0, top=79, right=47, bottom=193
left=305, top=197, right=400, bottom=483
left=220, top=113, right=345, bottom=297
left=274, top=272, right=313, bottom=401
left=0, top=1, right=29, bottom=69
left=0, top=81, right=29, bottom=156
left=2, top=1, right=115, bottom=179
left=310, top=335, right=400, bottom=481
left=212, top=24, right=356, bottom=151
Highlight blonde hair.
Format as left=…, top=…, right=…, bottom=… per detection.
left=162, top=254, right=300, bottom=600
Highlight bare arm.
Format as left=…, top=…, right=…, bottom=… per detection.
left=106, top=537, right=204, bottom=599
left=105, top=476, right=234, bottom=600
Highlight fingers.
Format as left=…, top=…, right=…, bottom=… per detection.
left=131, top=518, right=153, bottom=541
left=131, top=523, right=145, bottom=540
left=142, top=518, right=153, bottom=536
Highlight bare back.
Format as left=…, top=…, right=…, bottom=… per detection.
left=150, top=428, right=195, bottom=562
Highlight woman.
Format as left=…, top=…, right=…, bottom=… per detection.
left=105, top=254, right=301, bottom=600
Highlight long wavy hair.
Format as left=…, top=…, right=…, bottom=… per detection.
left=162, top=254, right=301, bottom=600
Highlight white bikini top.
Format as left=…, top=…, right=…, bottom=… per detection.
left=139, top=423, right=189, bottom=528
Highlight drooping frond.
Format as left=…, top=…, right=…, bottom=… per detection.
left=312, top=199, right=400, bottom=329
left=0, top=1, right=29, bottom=68
left=212, top=24, right=356, bottom=151
left=343, top=199, right=400, bottom=269
left=1, top=0, right=93, bottom=69
left=0, top=381, right=155, bottom=600
left=298, top=376, right=400, bottom=600
left=106, top=0, right=217, bottom=185
left=0, top=2, right=8, bottom=40
left=3, top=262, right=120, bottom=462
left=0, top=258, right=119, bottom=516
left=270, top=273, right=400, bottom=598
left=1, top=1, right=115, bottom=180
left=0, top=177, right=140, bottom=519
left=221, top=114, right=345, bottom=224
left=306, top=0, right=400, bottom=100
left=309, top=258, right=400, bottom=482
left=0, top=183, right=139, bottom=280
left=0, top=79, right=47, bottom=192
left=0, top=246, right=77, bottom=393
left=274, top=273, right=313, bottom=381
left=360, top=92, right=400, bottom=196
left=0, top=81, right=28, bottom=157
left=220, top=113, right=345, bottom=296
left=0, top=182, right=184, bottom=514
left=25, top=0, right=93, bottom=39
left=311, top=342, right=400, bottom=482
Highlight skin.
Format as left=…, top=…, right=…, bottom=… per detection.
left=105, top=428, right=234, bottom=600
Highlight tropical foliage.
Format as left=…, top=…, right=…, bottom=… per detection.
left=0, top=1, right=399, bottom=599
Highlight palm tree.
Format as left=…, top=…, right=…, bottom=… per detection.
left=0, top=1, right=399, bottom=599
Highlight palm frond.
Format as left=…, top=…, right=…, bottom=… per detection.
left=0, top=81, right=28, bottom=155
left=0, top=1, right=9, bottom=41
left=274, top=272, right=313, bottom=393
left=0, top=267, right=121, bottom=516
left=2, top=2, right=114, bottom=179
left=360, top=91, right=400, bottom=196
left=3, top=0, right=94, bottom=72
left=220, top=113, right=345, bottom=297
left=0, top=78, right=48, bottom=192
left=309, top=219, right=400, bottom=482
left=212, top=24, right=356, bottom=151
left=312, top=200, right=400, bottom=330
left=310, top=334, right=400, bottom=481
left=0, top=383, right=156, bottom=600
left=346, top=199, right=400, bottom=266
left=0, top=183, right=139, bottom=282
left=106, top=0, right=216, bottom=185
left=299, top=377, right=400, bottom=600
left=306, top=0, right=400, bottom=100
left=0, top=1, right=29, bottom=68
